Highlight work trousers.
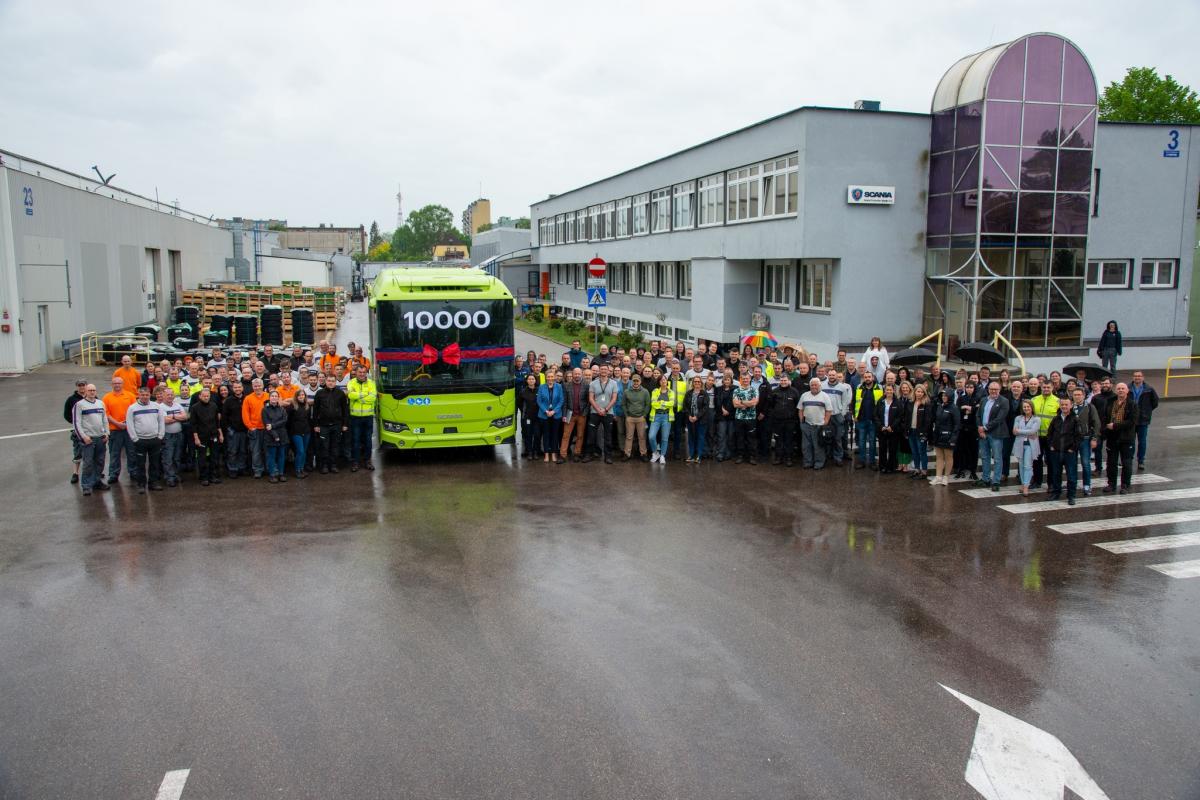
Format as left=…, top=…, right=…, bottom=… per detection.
left=350, top=416, right=373, bottom=465
left=79, top=436, right=107, bottom=490
left=668, top=414, right=687, bottom=459
left=649, top=415, right=672, bottom=455
left=316, top=427, right=342, bottom=470
left=559, top=413, right=587, bottom=458
left=624, top=416, right=647, bottom=457
left=952, top=428, right=977, bottom=474
left=877, top=429, right=900, bottom=471
left=195, top=434, right=222, bottom=482
left=801, top=421, right=824, bottom=468
left=979, top=435, right=1005, bottom=486
left=541, top=417, right=562, bottom=455
left=612, top=416, right=626, bottom=455
left=247, top=429, right=265, bottom=477
left=734, top=419, right=756, bottom=459
left=161, top=431, right=183, bottom=483
left=520, top=416, right=540, bottom=456
left=131, top=437, right=163, bottom=487
left=107, top=429, right=134, bottom=482
left=225, top=428, right=247, bottom=475
left=756, top=417, right=772, bottom=459
left=179, top=423, right=195, bottom=471
left=589, top=414, right=614, bottom=458
left=1106, top=439, right=1134, bottom=489
left=855, top=417, right=877, bottom=466
left=827, top=415, right=846, bottom=463
left=1046, top=450, right=1078, bottom=500
left=934, top=446, right=953, bottom=480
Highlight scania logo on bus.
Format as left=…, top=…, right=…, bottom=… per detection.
left=847, top=185, right=896, bottom=205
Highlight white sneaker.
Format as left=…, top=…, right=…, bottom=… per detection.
left=651, top=453, right=660, bottom=463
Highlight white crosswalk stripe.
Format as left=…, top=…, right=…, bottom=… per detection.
left=1147, top=559, right=1200, bottom=579
left=998, top=487, right=1200, bottom=515
left=1094, top=532, right=1200, bottom=554
left=1048, top=510, right=1200, bottom=535
left=958, top=473, right=1171, bottom=498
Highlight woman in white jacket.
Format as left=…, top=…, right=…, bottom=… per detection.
left=860, top=337, right=890, bottom=373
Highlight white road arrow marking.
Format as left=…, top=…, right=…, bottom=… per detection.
left=942, top=685, right=1110, bottom=800
left=154, top=769, right=190, bottom=800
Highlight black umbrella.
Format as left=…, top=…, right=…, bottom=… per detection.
left=1063, top=361, right=1112, bottom=382
left=953, top=341, right=1007, bottom=365
left=890, top=346, right=939, bottom=367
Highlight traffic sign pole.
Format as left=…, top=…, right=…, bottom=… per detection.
left=588, top=257, right=606, bottom=354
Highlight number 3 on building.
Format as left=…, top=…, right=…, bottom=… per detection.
left=1167, top=130, right=1179, bottom=151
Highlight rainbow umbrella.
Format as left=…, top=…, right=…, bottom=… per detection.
left=741, top=330, right=778, bottom=348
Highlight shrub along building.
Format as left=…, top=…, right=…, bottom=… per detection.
left=529, top=32, right=1198, bottom=371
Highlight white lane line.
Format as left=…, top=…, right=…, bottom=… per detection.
left=0, top=427, right=72, bottom=441
left=1147, top=558, right=1200, bottom=579
left=959, top=473, right=1171, bottom=498
left=1050, top=510, right=1200, bottom=535
left=999, top=487, right=1200, bottom=515
left=1167, top=423, right=1200, bottom=430
left=154, top=769, right=190, bottom=800
left=1095, top=532, right=1200, bottom=554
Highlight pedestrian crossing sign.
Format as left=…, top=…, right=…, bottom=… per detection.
left=587, top=287, right=607, bottom=307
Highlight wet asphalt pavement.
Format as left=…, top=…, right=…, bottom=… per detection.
left=0, top=307, right=1197, bottom=799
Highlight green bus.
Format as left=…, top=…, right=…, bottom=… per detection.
left=368, top=267, right=517, bottom=450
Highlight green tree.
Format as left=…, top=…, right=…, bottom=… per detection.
left=390, top=204, right=462, bottom=260
left=1099, top=67, right=1200, bottom=123
left=368, top=221, right=382, bottom=249
left=514, top=217, right=531, bottom=230
left=475, top=222, right=494, bottom=234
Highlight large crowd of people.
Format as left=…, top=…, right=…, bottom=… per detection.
left=513, top=336, right=1161, bottom=506
left=66, top=340, right=376, bottom=494
left=65, top=332, right=1162, bottom=506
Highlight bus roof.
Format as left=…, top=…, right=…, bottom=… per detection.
left=369, top=267, right=513, bottom=302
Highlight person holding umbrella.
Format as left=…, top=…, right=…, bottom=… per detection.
left=1097, top=320, right=1122, bottom=374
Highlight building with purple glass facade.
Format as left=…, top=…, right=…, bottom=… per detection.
left=531, top=32, right=1196, bottom=371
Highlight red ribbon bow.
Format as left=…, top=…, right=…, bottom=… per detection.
left=421, top=343, right=461, bottom=366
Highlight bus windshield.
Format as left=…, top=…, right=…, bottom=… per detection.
left=375, top=299, right=513, bottom=393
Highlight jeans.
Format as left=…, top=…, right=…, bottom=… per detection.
left=247, top=429, right=265, bottom=477
left=107, top=429, right=134, bottom=481
left=225, top=428, right=246, bottom=475
left=79, top=436, right=107, bottom=490
left=161, top=431, right=183, bottom=483
left=195, top=434, right=222, bottom=482
left=350, top=416, right=374, bottom=464
left=649, top=415, right=672, bottom=455
left=715, top=417, right=733, bottom=459
left=1047, top=450, right=1078, bottom=499
left=132, top=437, right=164, bottom=486
left=827, top=415, right=846, bottom=463
left=1100, top=350, right=1118, bottom=374
left=801, top=421, right=824, bottom=468
left=855, top=418, right=877, bottom=465
left=907, top=431, right=929, bottom=471
left=1018, top=440, right=1034, bottom=486
left=291, top=433, right=310, bottom=476
left=1078, top=441, right=1093, bottom=490
left=686, top=420, right=707, bottom=459
left=1135, top=424, right=1149, bottom=465
left=980, top=435, right=1005, bottom=486
left=266, top=443, right=287, bottom=477
left=541, top=417, right=562, bottom=454
left=1001, top=435, right=1015, bottom=479
left=668, top=415, right=687, bottom=459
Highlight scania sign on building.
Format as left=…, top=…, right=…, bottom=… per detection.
left=847, top=185, right=895, bottom=205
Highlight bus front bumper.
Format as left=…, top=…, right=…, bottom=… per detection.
left=379, top=427, right=516, bottom=450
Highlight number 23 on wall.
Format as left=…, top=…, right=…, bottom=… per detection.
left=22, top=187, right=34, bottom=215
left=1163, top=130, right=1180, bottom=158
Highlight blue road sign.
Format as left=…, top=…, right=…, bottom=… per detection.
left=587, top=287, right=607, bottom=307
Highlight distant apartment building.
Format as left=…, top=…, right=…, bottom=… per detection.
left=278, top=224, right=366, bottom=256
left=462, top=198, right=491, bottom=236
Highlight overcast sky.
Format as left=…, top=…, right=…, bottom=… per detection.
left=2, top=1, right=1195, bottom=234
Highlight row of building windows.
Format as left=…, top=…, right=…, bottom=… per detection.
left=761, top=259, right=835, bottom=312
left=536, top=154, right=799, bottom=247
left=558, top=306, right=693, bottom=343
left=551, top=262, right=693, bottom=300
left=1085, top=259, right=1178, bottom=289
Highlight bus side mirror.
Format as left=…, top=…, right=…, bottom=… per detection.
left=368, top=297, right=376, bottom=309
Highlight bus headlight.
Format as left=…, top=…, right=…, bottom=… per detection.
left=489, top=415, right=514, bottom=428
left=382, top=421, right=409, bottom=433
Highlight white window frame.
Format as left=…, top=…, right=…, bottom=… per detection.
left=1085, top=260, right=1130, bottom=289
left=602, top=201, right=616, bottom=240
left=638, top=321, right=654, bottom=335
left=675, top=328, right=691, bottom=342
left=698, top=174, right=724, bottom=227
left=577, top=210, right=588, bottom=242
left=565, top=211, right=576, bottom=244
left=761, top=155, right=799, bottom=218
left=677, top=261, right=692, bottom=300
left=608, top=263, right=624, bottom=293
left=1139, top=259, right=1177, bottom=289
left=638, top=262, right=656, bottom=296
left=672, top=181, right=695, bottom=230
left=615, top=197, right=631, bottom=238
left=632, top=193, right=650, bottom=236
left=651, top=188, right=672, bottom=233
left=761, top=260, right=792, bottom=308
left=555, top=213, right=565, bottom=243
left=655, top=324, right=672, bottom=337
left=622, top=317, right=635, bottom=331
left=575, top=263, right=586, bottom=290
left=588, top=206, right=601, bottom=242
left=798, top=259, right=833, bottom=311
left=726, top=164, right=761, bottom=223
left=657, top=261, right=676, bottom=298
left=621, top=262, right=635, bottom=293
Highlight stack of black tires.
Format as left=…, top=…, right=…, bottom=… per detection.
left=260, top=305, right=284, bottom=346
left=290, top=308, right=314, bottom=346
left=233, top=314, right=258, bottom=347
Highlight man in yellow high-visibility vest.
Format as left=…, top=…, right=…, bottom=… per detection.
left=346, top=364, right=377, bottom=472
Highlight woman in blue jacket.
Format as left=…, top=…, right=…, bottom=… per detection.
left=536, top=369, right=564, bottom=464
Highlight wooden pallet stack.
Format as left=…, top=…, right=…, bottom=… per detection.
left=180, top=283, right=346, bottom=343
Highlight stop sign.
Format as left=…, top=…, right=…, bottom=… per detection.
left=588, top=257, right=607, bottom=278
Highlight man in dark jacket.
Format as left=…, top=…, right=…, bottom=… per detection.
left=63, top=378, right=88, bottom=485
left=313, top=374, right=350, bottom=473
left=190, top=386, right=224, bottom=486
left=1103, top=382, right=1140, bottom=493
left=1046, top=396, right=1086, bottom=504
left=223, top=382, right=248, bottom=478
left=767, top=374, right=801, bottom=466
left=1070, top=386, right=1101, bottom=496
left=1129, top=370, right=1159, bottom=470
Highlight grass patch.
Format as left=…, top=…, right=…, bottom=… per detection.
left=515, top=315, right=623, bottom=351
